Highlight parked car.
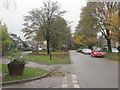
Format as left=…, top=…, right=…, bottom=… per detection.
left=81, top=49, right=84, bottom=53
left=38, top=48, right=42, bottom=51
left=82, top=49, right=92, bottom=54
left=77, top=48, right=80, bottom=52
left=112, top=48, right=119, bottom=53
left=77, top=48, right=82, bottom=52
left=91, top=50, right=104, bottom=57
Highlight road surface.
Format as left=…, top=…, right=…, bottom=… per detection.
left=69, top=50, right=118, bottom=88
left=3, top=50, right=118, bottom=88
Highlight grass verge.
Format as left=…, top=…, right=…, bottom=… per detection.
left=1, top=64, right=49, bottom=82
left=33, top=51, right=69, bottom=54
left=28, top=51, right=70, bottom=64
left=104, top=52, right=120, bottom=62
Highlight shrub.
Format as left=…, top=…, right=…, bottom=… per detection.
left=8, top=49, right=28, bottom=64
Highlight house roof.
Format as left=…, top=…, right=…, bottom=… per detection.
left=10, top=34, right=23, bottom=43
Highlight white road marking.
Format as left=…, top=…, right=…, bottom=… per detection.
left=62, top=74, right=80, bottom=88
left=71, top=75, right=77, bottom=80
left=72, top=79, right=78, bottom=83
left=71, top=75, right=77, bottom=79
left=73, top=84, right=80, bottom=88
left=62, top=76, right=68, bottom=88
left=62, top=77, right=67, bottom=81
left=62, top=84, right=68, bottom=88
left=71, top=75, right=80, bottom=88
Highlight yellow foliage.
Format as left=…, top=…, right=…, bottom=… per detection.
left=106, top=11, right=119, bottom=30
left=73, top=35, right=97, bottom=46
left=86, top=37, right=97, bottom=44
left=105, top=10, right=120, bottom=42
left=73, top=35, right=85, bottom=45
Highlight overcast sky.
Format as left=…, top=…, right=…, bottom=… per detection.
left=0, top=0, right=87, bottom=40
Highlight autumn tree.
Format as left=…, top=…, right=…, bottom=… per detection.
left=94, top=2, right=118, bottom=52
left=74, top=2, right=98, bottom=49
left=73, top=35, right=85, bottom=46
left=105, top=10, right=120, bottom=44
left=73, top=32, right=97, bottom=49
left=77, top=2, right=98, bottom=34
left=22, top=0, right=65, bottom=54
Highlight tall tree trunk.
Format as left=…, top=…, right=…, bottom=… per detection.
left=47, top=40, right=50, bottom=54
left=106, top=38, right=112, bottom=52
left=46, top=20, right=51, bottom=54
left=106, top=29, right=112, bottom=52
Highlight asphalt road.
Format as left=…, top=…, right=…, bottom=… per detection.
left=3, top=50, right=118, bottom=88
left=69, top=50, right=118, bottom=88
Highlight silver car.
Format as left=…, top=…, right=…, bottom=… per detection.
left=82, top=49, right=92, bottom=55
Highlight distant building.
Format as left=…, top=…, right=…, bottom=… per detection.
left=26, top=40, right=47, bottom=51
left=37, top=41, right=47, bottom=50
left=26, top=40, right=38, bottom=50
left=10, top=34, right=29, bottom=50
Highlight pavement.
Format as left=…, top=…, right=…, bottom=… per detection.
left=2, top=50, right=119, bottom=88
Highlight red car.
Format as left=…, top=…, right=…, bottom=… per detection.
left=91, top=50, right=104, bottom=57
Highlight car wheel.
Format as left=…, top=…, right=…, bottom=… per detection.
left=93, top=55, right=95, bottom=57
left=91, top=54, right=92, bottom=57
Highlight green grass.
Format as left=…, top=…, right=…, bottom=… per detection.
left=0, top=64, right=2, bottom=72
left=38, top=52, right=48, bottom=54
left=104, top=52, right=120, bottom=61
left=0, top=64, right=2, bottom=82
left=28, top=51, right=70, bottom=64
left=28, top=54, right=70, bottom=64
left=35, top=51, right=69, bottom=54
left=51, top=52, right=68, bottom=54
left=1, top=64, right=49, bottom=82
